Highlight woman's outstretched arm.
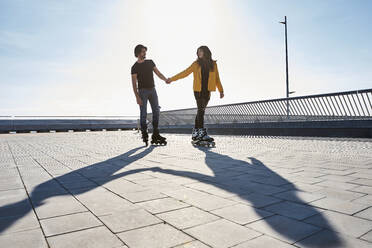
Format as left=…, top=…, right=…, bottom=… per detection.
left=168, top=62, right=196, bottom=83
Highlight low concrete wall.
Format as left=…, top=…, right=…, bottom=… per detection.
left=157, top=120, right=372, bottom=138
left=2, top=119, right=371, bottom=138
left=0, top=119, right=138, bottom=133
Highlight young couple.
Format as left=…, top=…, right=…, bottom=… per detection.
left=131, top=44, right=224, bottom=145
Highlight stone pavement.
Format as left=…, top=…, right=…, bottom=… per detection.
left=0, top=131, right=372, bottom=248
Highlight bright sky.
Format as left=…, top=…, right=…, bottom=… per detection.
left=1, top=0, right=371, bottom=116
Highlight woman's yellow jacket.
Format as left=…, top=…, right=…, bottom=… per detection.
left=170, top=61, right=224, bottom=92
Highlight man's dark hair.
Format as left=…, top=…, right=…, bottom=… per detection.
left=134, top=44, right=147, bottom=58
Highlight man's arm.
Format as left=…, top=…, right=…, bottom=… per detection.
left=153, top=67, right=167, bottom=81
left=131, top=74, right=142, bottom=105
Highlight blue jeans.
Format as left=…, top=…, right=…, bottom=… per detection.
left=139, top=88, right=159, bottom=131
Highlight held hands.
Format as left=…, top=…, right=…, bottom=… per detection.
left=165, top=78, right=171, bottom=84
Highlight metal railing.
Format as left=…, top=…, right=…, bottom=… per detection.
left=149, top=89, right=372, bottom=126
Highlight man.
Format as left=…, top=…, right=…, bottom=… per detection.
left=131, top=44, right=167, bottom=146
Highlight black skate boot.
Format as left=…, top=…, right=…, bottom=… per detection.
left=199, top=128, right=214, bottom=142
left=141, top=129, right=149, bottom=146
left=151, top=130, right=167, bottom=145
left=194, top=128, right=215, bottom=147
left=191, top=128, right=200, bottom=141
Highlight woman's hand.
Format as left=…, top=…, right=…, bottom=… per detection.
left=220, top=92, right=224, bottom=99
left=136, top=96, right=143, bottom=106
left=165, top=78, right=171, bottom=84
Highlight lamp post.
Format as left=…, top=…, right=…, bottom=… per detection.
left=280, top=16, right=290, bottom=118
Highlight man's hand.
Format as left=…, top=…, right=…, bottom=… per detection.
left=220, top=92, right=224, bottom=99
left=166, top=78, right=171, bottom=84
left=136, top=96, right=143, bottom=106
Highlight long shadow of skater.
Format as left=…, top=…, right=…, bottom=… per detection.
left=149, top=146, right=342, bottom=247
left=0, top=145, right=156, bottom=234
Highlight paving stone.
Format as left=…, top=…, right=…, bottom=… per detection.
left=173, top=240, right=211, bottom=248
left=0, top=228, right=48, bottom=248
left=264, top=201, right=322, bottom=220
left=281, top=182, right=325, bottom=193
left=211, top=204, right=274, bottom=225
left=289, top=170, right=327, bottom=178
left=99, top=208, right=162, bottom=233
left=240, top=182, right=288, bottom=195
left=229, top=192, right=283, bottom=208
left=0, top=198, right=33, bottom=218
left=165, top=188, right=237, bottom=211
left=149, top=182, right=185, bottom=193
left=314, top=187, right=366, bottom=201
left=0, top=188, right=27, bottom=206
left=117, top=223, right=193, bottom=248
left=98, top=178, right=147, bottom=193
left=166, top=176, right=202, bottom=185
left=185, top=219, right=261, bottom=248
left=134, top=178, right=168, bottom=186
left=296, top=229, right=372, bottom=248
left=360, top=230, right=372, bottom=242
left=247, top=215, right=321, bottom=243
left=0, top=178, right=24, bottom=191
left=349, top=171, right=372, bottom=180
left=355, top=207, right=372, bottom=220
left=58, top=180, right=97, bottom=190
left=120, top=172, right=155, bottom=181
left=186, top=183, right=238, bottom=198
left=118, top=189, right=167, bottom=203
left=251, top=176, right=292, bottom=186
left=164, top=188, right=211, bottom=200
left=26, top=181, right=65, bottom=193
left=314, top=180, right=359, bottom=191
left=286, top=175, right=325, bottom=185
left=187, top=194, right=237, bottom=211
left=352, top=195, right=372, bottom=206
left=274, top=190, right=325, bottom=204
left=30, top=187, right=69, bottom=199
left=317, top=169, right=357, bottom=176
left=47, top=226, right=123, bottom=248
left=157, top=206, right=220, bottom=229
left=0, top=211, right=39, bottom=234
left=54, top=173, right=86, bottom=183
left=31, top=195, right=87, bottom=219
left=234, top=235, right=295, bottom=248
left=304, top=211, right=372, bottom=237
left=309, top=197, right=369, bottom=215
left=318, top=174, right=358, bottom=183
left=350, top=178, right=372, bottom=187
left=350, top=185, right=372, bottom=194
left=137, top=197, right=189, bottom=214
left=40, top=212, right=102, bottom=237
left=71, top=189, right=138, bottom=216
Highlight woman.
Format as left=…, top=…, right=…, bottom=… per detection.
left=166, top=46, right=224, bottom=142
